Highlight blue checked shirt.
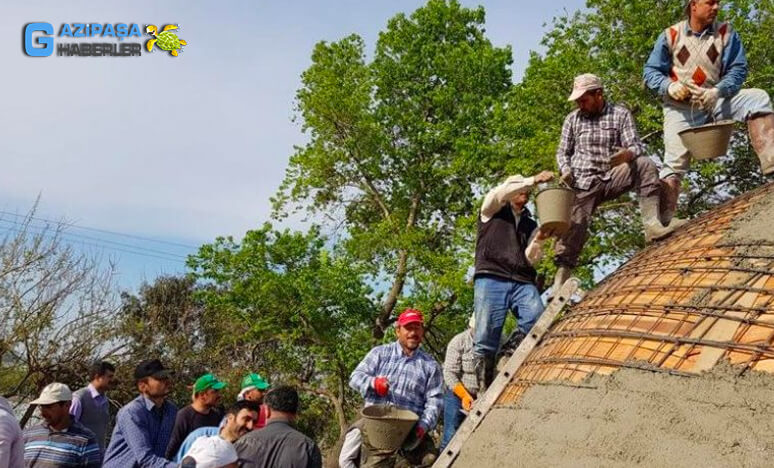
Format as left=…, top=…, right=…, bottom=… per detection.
left=102, top=395, right=177, bottom=468
left=349, top=341, right=443, bottom=431
left=556, top=103, right=645, bottom=190
left=643, top=21, right=747, bottom=98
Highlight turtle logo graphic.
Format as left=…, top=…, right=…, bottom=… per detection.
left=145, top=24, right=186, bottom=56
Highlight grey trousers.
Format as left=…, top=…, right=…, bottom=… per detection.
left=554, top=157, right=660, bottom=268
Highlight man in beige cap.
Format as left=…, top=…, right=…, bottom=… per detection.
left=22, top=382, right=101, bottom=467
left=553, top=73, right=685, bottom=292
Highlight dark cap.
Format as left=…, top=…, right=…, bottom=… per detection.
left=134, top=359, right=172, bottom=381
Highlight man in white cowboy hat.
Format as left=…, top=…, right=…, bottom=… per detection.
left=553, top=73, right=685, bottom=293
left=643, top=0, right=774, bottom=224
left=22, top=383, right=101, bottom=468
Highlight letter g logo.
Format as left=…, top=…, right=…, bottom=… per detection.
left=24, top=23, right=53, bottom=56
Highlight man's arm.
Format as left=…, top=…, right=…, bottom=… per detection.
left=68, top=395, right=83, bottom=421
left=480, top=176, right=536, bottom=222
left=349, top=347, right=381, bottom=397
left=556, top=114, right=575, bottom=176
left=643, top=31, right=672, bottom=97
left=164, top=411, right=188, bottom=459
left=619, top=108, right=645, bottom=159
left=442, top=334, right=463, bottom=389
left=83, top=434, right=102, bottom=468
left=716, top=28, right=748, bottom=98
left=525, top=228, right=547, bottom=266
left=338, top=428, right=362, bottom=468
left=117, top=408, right=176, bottom=468
left=418, top=362, right=444, bottom=431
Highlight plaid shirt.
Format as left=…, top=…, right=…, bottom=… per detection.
left=556, top=103, right=645, bottom=190
left=349, top=341, right=443, bottom=431
left=102, top=396, right=177, bottom=468
left=443, top=330, right=478, bottom=395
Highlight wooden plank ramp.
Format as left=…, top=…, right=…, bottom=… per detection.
left=432, top=278, right=581, bottom=468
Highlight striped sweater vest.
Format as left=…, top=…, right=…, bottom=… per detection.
left=666, top=20, right=732, bottom=89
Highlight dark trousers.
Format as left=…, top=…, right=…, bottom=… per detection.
left=555, top=157, right=660, bottom=268
left=440, top=389, right=465, bottom=450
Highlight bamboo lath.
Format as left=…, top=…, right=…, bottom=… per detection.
left=498, top=182, right=774, bottom=405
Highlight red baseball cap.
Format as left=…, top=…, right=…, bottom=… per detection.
left=397, top=308, right=424, bottom=326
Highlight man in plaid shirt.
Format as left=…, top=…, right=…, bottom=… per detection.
left=349, top=308, right=443, bottom=467
left=552, top=73, right=686, bottom=293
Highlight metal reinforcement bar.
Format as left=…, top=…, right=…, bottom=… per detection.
left=432, top=278, right=581, bottom=468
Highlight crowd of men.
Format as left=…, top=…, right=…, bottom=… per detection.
left=1, top=1, right=772, bottom=467
left=0, top=360, right=320, bottom=468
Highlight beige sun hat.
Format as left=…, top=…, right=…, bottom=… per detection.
left=568, top=73, right=603, bottom=101
left=30, top=383, right=72, bottom=405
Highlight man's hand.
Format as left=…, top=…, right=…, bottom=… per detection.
left=560, top=170, right=574, bottom=187
left=535, top=225, right=555, bottom=241
left=668, top=81, right=691, bottom=101
left=453, top=382, right=475, bottom=411
left=534, top=170, right=554, bottom=184
left=415, top=426, right=426, bottom=440
left=688, top=84, right=720, bottom=111
left=372, top=377, right=389, bottom=397
left=610, top=147, right=634, bottom=167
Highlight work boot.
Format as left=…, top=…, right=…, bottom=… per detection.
left=641, top=196, right=684, bottom=242
left=748, top=113, right=774, bottom=175
left=659, top=175, right=681, bottom=225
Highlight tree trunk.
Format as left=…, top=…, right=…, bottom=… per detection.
left=374, top=249, right=408, bottom=338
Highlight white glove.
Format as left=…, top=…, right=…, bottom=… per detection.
left=668, top=81, right=691, bottom=101
left=690, top=86, right=720, bottom=111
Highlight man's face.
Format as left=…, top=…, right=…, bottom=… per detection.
left=39, top=401, right=70, bottom=428
left=224, top=409, right=258, bottom=440
left=139, top=376, right=171, bottom=399
left=244, top=388, right=266, bottom=403
left=691, top=0, right=720, bottom=25
left=396, top=322, right=424, bottom=351
left=94, top=370, right=115, bottom=392
left=576, top=89, right=605, bottom=116
left=200, top=388, right=222, bottom=407
left=510, top=191, right=529, bottom=208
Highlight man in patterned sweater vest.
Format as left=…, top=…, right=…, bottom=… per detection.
left=644, top=0, right=774, bottom=223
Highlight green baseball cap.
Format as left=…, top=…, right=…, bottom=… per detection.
left=194, top=373, right=227, bottom=393
left=241, top=372, right=270, bottom=391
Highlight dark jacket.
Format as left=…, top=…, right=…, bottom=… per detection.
left=234, top=419, right=322, bottom=468
left=474, top=204, right=538, bottom=284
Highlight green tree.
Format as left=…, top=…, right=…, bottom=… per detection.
left=187, top=224, right=376, bottom=444
left=273, top=0, right=513, bottom=339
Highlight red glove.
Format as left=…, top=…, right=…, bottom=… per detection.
left=415, top=426, right=426, bottom=440
left=373, top=377, right=389, bottom=397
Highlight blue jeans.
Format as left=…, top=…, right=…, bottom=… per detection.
left=473, top=275, right=544, bottom=357
left=440, top=389, right=465, bottom=450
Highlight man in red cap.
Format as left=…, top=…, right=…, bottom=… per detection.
left=349, top=308, right=443, bottom=467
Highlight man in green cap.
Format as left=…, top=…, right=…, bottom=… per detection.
left=165, top=373, right=226, bottom=459
left=238, top=373, right=271, bottom=429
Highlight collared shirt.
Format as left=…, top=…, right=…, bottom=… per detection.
left=102, top=395, right=177, bottom=468
left=349, top=341, right=444, bottom=431
left=173, top=425, right=219, bottom=462
left=234, top=420, right=322, bottom=468
left=22, top=420, right=101, bottom=468
left=443, top=330, right=478, bottom=395
left=556, top=103, right=645, bottom=190
left=643, top=20, right=747, bottom=98
left=69, top=384, right=107, bottom=422
left=0, top=397, right=24, bottom=468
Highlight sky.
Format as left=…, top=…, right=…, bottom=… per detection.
left=1, top=0, right=586, bottom=289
